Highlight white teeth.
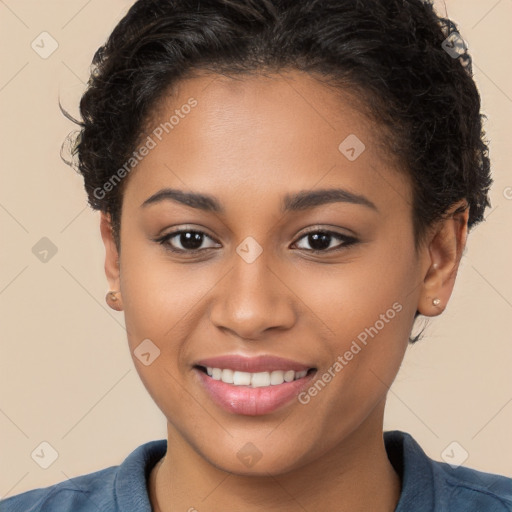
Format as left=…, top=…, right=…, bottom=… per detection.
left=270, top=370, right=285, bottom=385
left=221, top=369, right=234, bottom=384
left=251, top=372, right=271, bottom=387
left=284, top=370, right=295, bottom=382
left=203, top=367, right=311, bottom=387
left=233, top=371, right=251, bottom=386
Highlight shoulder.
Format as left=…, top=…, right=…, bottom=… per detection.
left=0, top=439, right=167, bottom=512
left=433, top=457, right=512, bottom=511
left=0, top=466, right=118, bottom=512
left=385, top=430, right=512, bottom=511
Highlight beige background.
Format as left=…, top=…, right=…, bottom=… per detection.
left=1, top=0, right=511, bottom=498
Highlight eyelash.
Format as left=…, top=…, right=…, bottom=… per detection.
left=154, top=228, right=358, bottom=255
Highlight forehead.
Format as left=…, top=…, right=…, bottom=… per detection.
left=151, top=69, right=376, bottom=159
left=124, top=69, right=411, bottom=214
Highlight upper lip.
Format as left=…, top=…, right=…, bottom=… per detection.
left=194, top=355, right=315, bottom=373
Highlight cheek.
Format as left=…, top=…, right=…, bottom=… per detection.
left=118, top=249, right=198, bottom=414
left=288, top=261, right=414, bottom=450
left=296, top=233, right=417, bottom=390
left=118, top=243, right=223, bottom=409
left=120, top=243, right=209, bottom=343
left=301, top=235, right=416, bottom=339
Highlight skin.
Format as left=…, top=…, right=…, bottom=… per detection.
left=100, top=69, right=468, bottom=511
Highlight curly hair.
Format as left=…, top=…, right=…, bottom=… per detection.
left=61, top=0, right=491, bottom=340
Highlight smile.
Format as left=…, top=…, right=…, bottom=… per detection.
left=194, top=364, right=317, bottom=416
left=198, top=366, right=314, bottom=387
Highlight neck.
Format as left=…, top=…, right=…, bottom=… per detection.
left=149, top=405, right=401, bottom=512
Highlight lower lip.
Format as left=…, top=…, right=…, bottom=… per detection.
left=194, top=368, right=317, bottom=416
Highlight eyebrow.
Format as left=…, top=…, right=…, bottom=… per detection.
left=140, top=187, right=378, bottom=213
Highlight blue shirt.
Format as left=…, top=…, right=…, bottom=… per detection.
left=2, top=430, right=511, bottom=511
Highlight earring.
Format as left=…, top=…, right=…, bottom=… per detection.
left=106, top=290, right=122, bottom=310
left=106, top=291, right=119, bottom=302
left=432, top=298, right=441, bottom=306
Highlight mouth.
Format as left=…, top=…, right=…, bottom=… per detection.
left=193, top=363, right=318, bottom=416
left=194, top=365, right=317, bottom=387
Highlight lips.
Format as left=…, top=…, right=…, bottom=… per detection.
left=194, top=354, right=314, bottom=373
left=192, top=354, right=317, bottom=415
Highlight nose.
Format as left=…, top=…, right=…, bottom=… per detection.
left=209, top=252, right=297, bottom=341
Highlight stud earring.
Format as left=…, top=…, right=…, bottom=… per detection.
left=106, top=291, right=119, bottom=302
left=106, top=291, right=123, bottom=311
left=432, top=298, right=441, bottom=306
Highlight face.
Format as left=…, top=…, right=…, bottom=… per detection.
left=101, top=69, right=442, bottom=475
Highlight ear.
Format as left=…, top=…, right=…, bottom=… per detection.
left=100, top=211, right=123, bottom=311
left=417, top=199, right=469, bottom=317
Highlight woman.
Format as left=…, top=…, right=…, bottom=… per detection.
left=2, top=0, right=511, bottom=510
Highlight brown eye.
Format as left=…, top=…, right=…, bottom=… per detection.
left=156, top=230, right=221, bottom=253
left=294, top=230, right=358, bottom=254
